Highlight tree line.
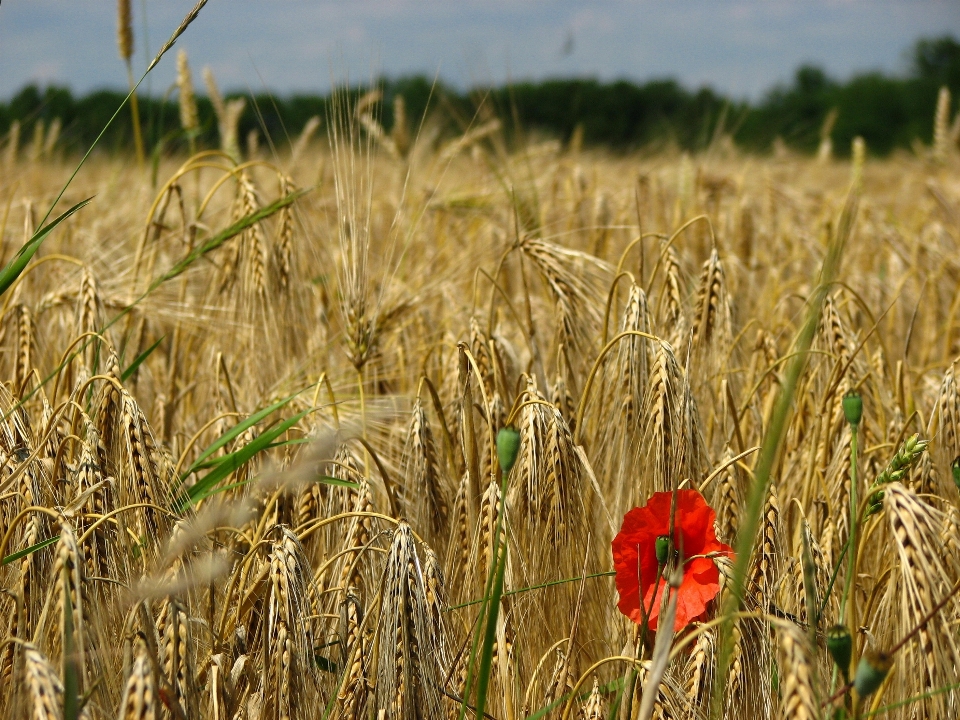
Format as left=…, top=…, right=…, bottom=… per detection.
left=1, top=35, right=957, bottom=158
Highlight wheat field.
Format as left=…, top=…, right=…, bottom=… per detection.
left=1, top=78, right=959, bottom=720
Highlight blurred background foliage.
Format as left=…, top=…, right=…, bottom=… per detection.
left=1, top=35, right=957, bottom=158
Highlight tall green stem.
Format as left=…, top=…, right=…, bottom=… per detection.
left=845, top=423, right=861, bottom=719
left=708, top=192, right=857, bottom=719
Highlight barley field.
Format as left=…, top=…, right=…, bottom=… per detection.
left=1, top=67, right=960, bottom=720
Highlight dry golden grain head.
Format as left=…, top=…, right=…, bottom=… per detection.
left=935, top=361, right=960, bottom=463
left=23, top=645, right=62, bottom=720
left=749, top=481, right=782, bottom=611
left=819, top=293, right=851, bottom=365
left=400, top=396, right=448, bottom=540
left=117, top=0, right=134, bottom=61
left=520, top=236, right=606, bottom=361
left=883, top=482, right=960, bottom=698
left=642, top=340, right=684, bottom=495
left=290, top=116, right=321, bottom=162
left=274, top=175, right=296, bottom=292
left=176, top=50, right=198, bottom=133
left=221, top=97, right=246, bottom=160
left=4, top=120, right=20, bottom=167
left=53, top=522, right=85, bottom=668
left=12, top=303, right=33, bottom=393
left=618, top=283, right=653, bottom=395
left=74, top=268, right=100, bottom=341
left=778, top=626, right=817, bottom=720
left=118, top=652, right=156, bottom=720
left=375, top=520, right=443, bottom=718
left=119, top=392, right=168, bottom=538
left=691, top=247, right=731, bottom=359
left=683, top=626, right=714, bottom=716
left=391, top=94, right=410, bottom=158
left=234, top=172, right=266, bottom=300
left=581, top=677, right=605, bottom=720
left=724, top=618, right=744, bottom=713
left=200, top=66, right=224, bottom=121
left=336, top=478, right=376, bottom=594
left=711, top=447, right=742, bottom=545
left=421, top=545, right=444, bottom=633
left=852, top=136, right=866, bottom=186
left=630, top=659, right=685, bottom=720
left=42, top=119, right=60, bottom=158
left=661, top=244, right=687, bottom=346
left=933, top=86, right=952, bottom=163
left=158, top=599, right=195, bottom=717
left=444, top=472, right=470, bottom=596
left=471, top=476, right=503, bottom=588
left=469, top=316, right=494, bottom=393
left=335, top=587, right=369, bottom=717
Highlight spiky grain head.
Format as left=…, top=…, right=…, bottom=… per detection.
left=375, top=520, right=443, bottom=719
left=117, top=0, right=134, bottom=61
left=176, top=50, right=198, bottom=133
left=882, top=483, right=960, bottom=704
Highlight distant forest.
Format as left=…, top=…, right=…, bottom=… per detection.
left=1, top=35, right=958, bottom=158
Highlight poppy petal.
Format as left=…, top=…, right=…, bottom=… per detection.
left=613, top=489, right=733, bottom=632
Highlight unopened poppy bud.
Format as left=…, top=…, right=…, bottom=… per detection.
left=842, top=391, right=862, bottom=426
left=854, top=650, right=892, bottom=698
left=826, top=625, right=853, bottom=679
left=952, top=456, right=960, bottom=491
left=496, top=426, right=521, bottom=474
left=655, top=535, right=671, bottom=565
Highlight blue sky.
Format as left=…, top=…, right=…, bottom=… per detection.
left=1, top=1, right=958, bottom=100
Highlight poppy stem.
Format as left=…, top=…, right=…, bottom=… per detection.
left=844, top=422, right=860, bottom=699
left=639, top=562, right=667, bottom=652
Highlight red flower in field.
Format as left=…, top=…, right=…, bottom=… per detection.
left=612, top=489, right=732, bottom=632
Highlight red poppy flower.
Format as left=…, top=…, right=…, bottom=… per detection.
left=612, top=489, right=732, bottom=632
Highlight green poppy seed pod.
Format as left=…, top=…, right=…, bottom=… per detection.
left=842, top=391, right=862, bottom=426
left=655, top=535, right=671, bottom=566
left=496, top=426, right=521, bottom=474
left=826, top=625, right=853, bottom=679
left=952, top=456, right=960, bottom=491
left=854, top=650, right=892, bottom=698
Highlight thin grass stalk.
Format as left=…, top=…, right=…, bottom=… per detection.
left=709, top=191, right=857, bottom=718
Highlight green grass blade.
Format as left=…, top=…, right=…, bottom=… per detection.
left=120, top=335, right=165, bottom=382
left=181, top=408, right=312, bottom=508
left=709, top=191, right=858, bottom=718
left=203, top=472, right=359, bottom=503
left=181, top=389, right=306, bottom=480
left=863, top=680, right=960, bottom=717
left=150, top=188, right=308, bottom=292
left=316, top=475, right=360, bottom=489
left=191, top=437, right=312, bottom=472
left=474, top=528, right=508, bottom=719
left=0, top=198, right=93, bottom=298
left=447, top=570, right=615, bottom=611
left=2, top=535, right=60, bottom=565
